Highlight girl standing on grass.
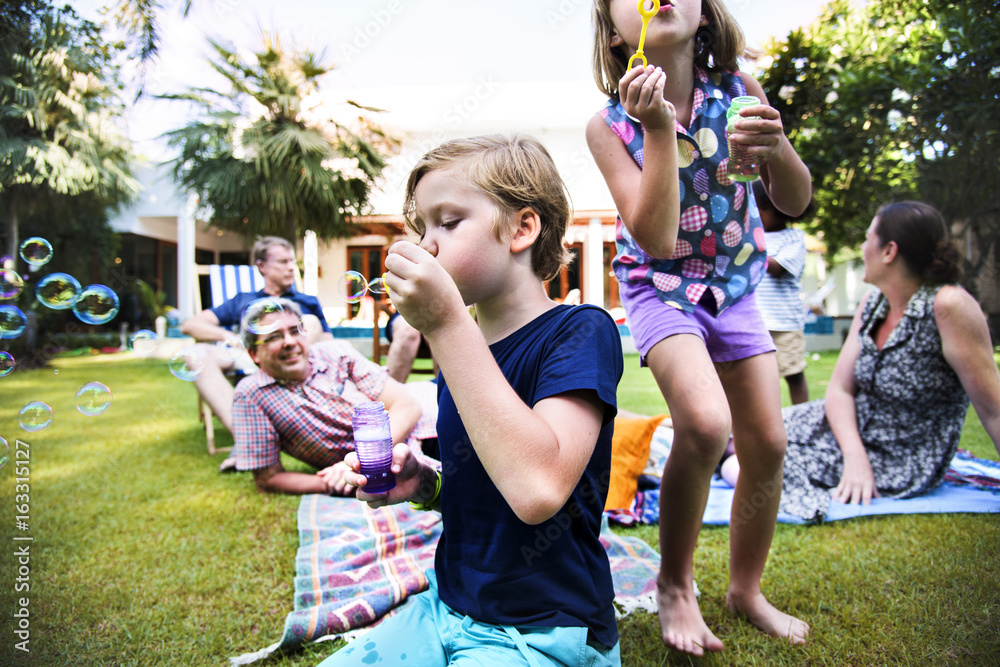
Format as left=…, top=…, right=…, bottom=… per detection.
left=586, top=0, right=812, bottom=656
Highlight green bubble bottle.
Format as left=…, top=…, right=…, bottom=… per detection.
left=726, top=96, right=761, bottom=182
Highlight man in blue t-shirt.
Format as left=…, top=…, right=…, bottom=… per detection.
left=180, top=236, right=332, bottom=437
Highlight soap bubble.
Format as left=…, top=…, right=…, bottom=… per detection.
left=0, top=269, right=24, bottom=299
left=36, top=272, right=82, bottom=310
left=297, top=315, right=319, bottom=337
left=368, top=274, right=389, bottom=295
left=19, top=401, right=53, bottom=432
left=338, top=270, right=368, bottom=303
left=0, top=436, right=8, bottom=470
left=129, top=329, right=160, bottom=357
left=75, top=381, right=112, bottom=416
left=0, top=305, right=27, bottom=339
left=240, top=297, right=284, bottom=335
left=811, top=353, right=821, bottom=361
left=168, top=345, right=207, bottom=381
left=72, top=284, right=120, bottom=324
left=216, top=336, right=246, bottom=362
left=19, top=237, right=53, bottom=267
left=0, top=351, right=14, bottom=377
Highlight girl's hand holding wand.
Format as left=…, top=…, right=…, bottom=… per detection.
left=618, top=65, right=676, bottom=131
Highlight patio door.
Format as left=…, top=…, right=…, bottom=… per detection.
left=346, top=245, right=387, bottom=319
left=547, top=243, right=582, bottom=302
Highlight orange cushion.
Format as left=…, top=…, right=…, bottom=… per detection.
left=605, top=414, right=669, bottom=510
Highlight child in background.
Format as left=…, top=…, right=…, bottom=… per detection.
left=587, top=0, right=812, bottom=656
left=320, top=134, right=624, bottom=667
left=753, top=178, right=813, bottom=405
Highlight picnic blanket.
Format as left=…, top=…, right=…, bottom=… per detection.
left=231, top=495, right=662, bottom=665
left=605, top=422, right=1000, bottom=527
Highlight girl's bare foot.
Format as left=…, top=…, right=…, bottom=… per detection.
left=657, top=579, right=725, bottom=656
left=726, top=590, right=810, bottom=644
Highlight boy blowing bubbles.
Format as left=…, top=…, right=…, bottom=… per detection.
left=332, top=135, right=624, bottom=666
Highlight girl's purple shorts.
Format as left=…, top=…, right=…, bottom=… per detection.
left=621, top=282, right=775, bottom=365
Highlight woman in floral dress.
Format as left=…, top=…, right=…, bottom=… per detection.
left=723, top=201, right=1000, bottom=521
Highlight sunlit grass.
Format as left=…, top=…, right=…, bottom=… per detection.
left=0, top=349, right=996, bottom=666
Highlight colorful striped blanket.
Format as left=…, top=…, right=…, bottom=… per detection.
left=230, top=495, right=662, bottom=665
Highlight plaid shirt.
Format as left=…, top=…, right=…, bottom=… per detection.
left=232, top=340, right=433, bottom=471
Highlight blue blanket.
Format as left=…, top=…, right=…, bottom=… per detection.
left=606, top=423, right=1000, bottom=526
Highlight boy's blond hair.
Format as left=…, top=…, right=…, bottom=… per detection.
left=403, top=134, right=572, bottom=282
left=592, top=0, right=749, bottom=99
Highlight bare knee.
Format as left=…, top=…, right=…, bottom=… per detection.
left=671, top=409, right=732, bottom=467
left=734, top=424, right=786, bottom=471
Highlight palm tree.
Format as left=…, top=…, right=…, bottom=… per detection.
left=0, top=1, right=139, bottom=260
left=162, top=33, right=396, bottom=243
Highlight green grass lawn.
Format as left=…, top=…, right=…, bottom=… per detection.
left=0, top=349, right=997, bottom=666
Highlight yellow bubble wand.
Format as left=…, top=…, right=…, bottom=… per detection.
left=627, top=0, right=661, bottom=70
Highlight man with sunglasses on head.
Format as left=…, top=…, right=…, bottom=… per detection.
left=232, top=298, right=437, bottom=495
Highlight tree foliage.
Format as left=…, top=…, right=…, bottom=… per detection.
left=756, top=0, right=1000, bottom=292
left=162, top=33, right=397, bottom=243
left=0, top=0, right=139, bottom=259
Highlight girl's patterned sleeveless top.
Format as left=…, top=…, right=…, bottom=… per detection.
left=600, top=68, right=766, bottom=314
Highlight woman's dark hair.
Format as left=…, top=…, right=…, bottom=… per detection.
left=874, top=201, right=963, bottom=285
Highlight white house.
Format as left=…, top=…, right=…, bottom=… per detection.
left=109, top=79, right=863, bottom=352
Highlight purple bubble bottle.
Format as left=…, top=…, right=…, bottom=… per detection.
left=352, top=401, right=396, bottom=494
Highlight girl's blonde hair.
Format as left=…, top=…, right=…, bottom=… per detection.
left=403, top=134, right=573, bottom=282
left=592, top=0, right=749, bottom=99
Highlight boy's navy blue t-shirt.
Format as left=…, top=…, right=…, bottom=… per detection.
left=434, top=304, right=624, bottom=648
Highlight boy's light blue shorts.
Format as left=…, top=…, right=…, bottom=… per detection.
left=315, top=571, right=621, bottom=667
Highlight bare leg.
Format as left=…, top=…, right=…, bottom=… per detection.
left=646, top=336, right=727, bottom=656
left=192, top=344, right=237, bottom=432
left=785, top=371, right=809, bottom=405
left=719, top=353, right=810, bottom=645
left=386, top=315, right=422, bottom=383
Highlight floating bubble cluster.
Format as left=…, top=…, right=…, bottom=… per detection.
left=19, top=237, right=53, bottom=267
left=75, top=381, right=113, bottom=416
left=169, top=345, right=208, bottom=381
left=0, top=269, right=24, bottom=299
left=36, top=272, right=82, bottom=310
left=338, top=270, right=389, bottom=304
left=19, top=401, right=53, bottom=432
left=72, top=284, right=120, bottom=325
left=241, top=297, right=284, bottom=335
left=0, top=305, right=27, bottom=339
left=0, top=351, right=14, bottom=377
left=129, top=329, right=160, bottom=357
left=0, top=436, right=8, bottom=470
